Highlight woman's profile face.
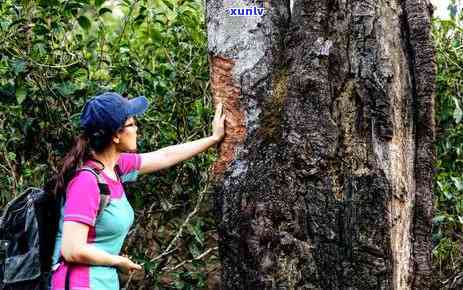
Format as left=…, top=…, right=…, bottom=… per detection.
left=116, top=117, right=138, bottom=152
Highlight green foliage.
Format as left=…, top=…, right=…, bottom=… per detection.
left=433, top=14, right=463, bottom=286
left=0, top=0, right=217, bottom=288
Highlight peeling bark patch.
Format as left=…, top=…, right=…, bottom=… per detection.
left=257, top=66, right=288, bottom=143
left=210, top=56, right=246, bottom=176
left=330, top=79, right=369, bottom=201
left=402, top=1, right=436, bottom=289
left=340, top=174, right=393, bottom=289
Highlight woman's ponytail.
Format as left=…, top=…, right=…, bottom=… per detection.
left=50, top=134, right=91, bottom=197
left=45, top=125, right=115, bottom=197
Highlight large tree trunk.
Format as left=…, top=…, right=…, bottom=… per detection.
left=206, top=0, right=435, bottom=289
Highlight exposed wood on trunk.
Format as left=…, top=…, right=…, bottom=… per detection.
left=210, top=56, right=246, bottom=177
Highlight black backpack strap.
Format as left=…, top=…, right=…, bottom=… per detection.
left=65, top=265, right=71, bottom=290
left=114, top=164, right=127, bottom=192
left=78, top=166, right=111, bottom=217
left=63, top=166, right=111, bottom=290
left=114, top=164, right=122, bottom=182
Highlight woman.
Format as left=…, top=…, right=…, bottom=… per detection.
left=49, top=92, right=225, bottom=290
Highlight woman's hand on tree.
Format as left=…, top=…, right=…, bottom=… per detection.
left=212, top=102, right=226, bottom=142
left=112, top=255, right=142, bottom=273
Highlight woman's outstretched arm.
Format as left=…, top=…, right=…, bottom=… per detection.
left=139, top=102, right=226, bottom=175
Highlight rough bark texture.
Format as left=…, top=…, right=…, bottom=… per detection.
left=206, top=0, right=435, bottom=289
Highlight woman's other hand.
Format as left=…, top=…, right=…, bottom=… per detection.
left=212, top=102, right=226, bottom=143
left=112, top=255, right=142, bottom=274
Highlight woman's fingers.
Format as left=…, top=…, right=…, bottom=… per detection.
left=127, top=261, right=142, bottom=272
left=215, top=102, right=223, bottom=119
left=213, top=102, right=223, bottom=126
left=211, top=102, right=226, bottom=141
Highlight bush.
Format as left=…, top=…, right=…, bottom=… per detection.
left=433, top=14, right=463, bottom=288
left=0, top=0, right=218, bottom=288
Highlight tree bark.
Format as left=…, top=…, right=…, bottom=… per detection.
left=206, top=0, right=435, bottom=289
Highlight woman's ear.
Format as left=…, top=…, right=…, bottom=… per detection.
left=113, top=133, right=120, bottom=144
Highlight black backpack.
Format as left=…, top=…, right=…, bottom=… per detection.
left=0, top=163, right=121, bottom=290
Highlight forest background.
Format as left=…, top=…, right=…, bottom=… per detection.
left=0, top=0, right=461, bottom=288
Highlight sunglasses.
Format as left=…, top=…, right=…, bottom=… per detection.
left=121, top=118, right=139, bottom=129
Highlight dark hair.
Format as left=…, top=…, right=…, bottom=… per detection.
left=48, top=130, right=115, bottom=197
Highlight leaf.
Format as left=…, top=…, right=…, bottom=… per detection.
left=98, top=7, right=112, bottom=16
left=134, top=14, right=146, bottom=25
left=70, top=113, right=81, bottom=129
left=433, top=214, right=447, bottom=224
left=442, top=188, right=453, bottom=200
left=56, top=82, right=78, bottom=96
left=33, top=24, right=50, bottom=35
left=188, top=223, right=204, bottom=245
left=174, top=280, right=185, bottom=289
left=63, top=2, right=84, bottom=16
left=151, top=29, right=162, bottom=42
left=11, top=60, right=26, bottom=75
left=16, top=87, right=27, bottom=104
left=7, top=152, right=16, bottom=161
left=77, top=15, right=91, bottom=31
left=453, top=96, right=463, bottom=123
left=161, top=0, right=174, bottom=10
left=451, top=176, right=463, bottom=191
left=94, top=0, right=105, bottom=7
left=188, top=242, right=200, bottom=257
left=437, top=180, right=445, bottom=191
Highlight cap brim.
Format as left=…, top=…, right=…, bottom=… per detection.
left=127, top=96, right=149, bottom=117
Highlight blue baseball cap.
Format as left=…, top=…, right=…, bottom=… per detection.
left=80, top=92, right=149, bottom=136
